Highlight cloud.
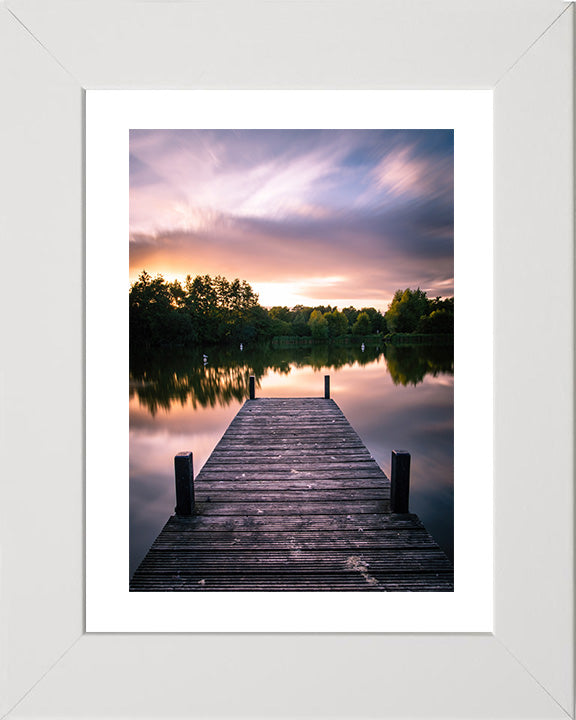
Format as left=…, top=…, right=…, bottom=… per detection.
left=129, top=129, right=367, bottom=233
left=129, top=205, right=453, bottom=308
left=371, top=143, right=453, bottom=205
left=129, top=129, right=454, bottom=307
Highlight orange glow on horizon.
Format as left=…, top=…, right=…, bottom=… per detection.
left=129, top=129, right=454, bottom=312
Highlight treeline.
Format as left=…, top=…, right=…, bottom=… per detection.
left=129, top=270, right=453, bottom=350
left=130, top=271, right=265, bottom=350
left=267, top=304, right=386, bottom=340
left=385, top=288, right=454, bottom=335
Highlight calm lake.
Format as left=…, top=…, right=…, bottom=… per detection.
left=130, top=342, right=454, bottom=578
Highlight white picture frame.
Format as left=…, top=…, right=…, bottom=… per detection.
left=0, top=1, right=573, bottom=718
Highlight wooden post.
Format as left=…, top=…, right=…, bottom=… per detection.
left=249, top=375, right=255, bottom=400
left=391, top=450, right=410, bottom=513
left=324, top=375, right=330, bottom=399
left=174, top=451, right=194, bottom=516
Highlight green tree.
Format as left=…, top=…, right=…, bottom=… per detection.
left=291, top=306, right=312, bottom=336
left=270, top=318, right=293, bottom=337
left=359, top=307, right=387, bottom=334
left=308, top=309, right=329, bottom=339
left=352, top=311, right=371, bottom=336
left=243, top=304, right=272, bottom=341
left=342, top=306, right=359, bottom=328
left=324, top=309, right=349, bottom=337
left=269, top=306, right=292, bottom=323
left=417, top=308, right=454, bottom=334
left=385, top=288, right=430, bottom=333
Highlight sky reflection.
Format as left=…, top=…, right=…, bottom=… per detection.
left=130, top=348, right=453, bottom=575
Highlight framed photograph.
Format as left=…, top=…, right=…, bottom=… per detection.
left=86, top=89, right=492, bottom=632
left=1, top=1, right=573, bottom=718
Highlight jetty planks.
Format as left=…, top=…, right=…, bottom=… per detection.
left=130, top=397, right=454, bottom=591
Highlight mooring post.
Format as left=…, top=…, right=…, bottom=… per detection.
left=391, top=450, right=410, bottom=513
left=324, top=375, right=330, bottom=399
left=249, top=375, right=255, bottom=400
left=174, top=451, right=194, bottom=516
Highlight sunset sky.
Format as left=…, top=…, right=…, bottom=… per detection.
left=129, top=129, right=453, bottom=310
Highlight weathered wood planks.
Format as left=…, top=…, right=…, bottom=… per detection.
left=130, top=397, right=453, bottom=591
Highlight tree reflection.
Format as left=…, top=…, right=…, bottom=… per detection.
left=383, top=344, right=454, bottom=386
left=130, top=342, right=453, bottom=413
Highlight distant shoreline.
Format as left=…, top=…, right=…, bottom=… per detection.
left=271, top=333, right=453, bottom=347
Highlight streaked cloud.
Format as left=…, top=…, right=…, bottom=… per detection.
left=130, top=129, right=453, bottom=309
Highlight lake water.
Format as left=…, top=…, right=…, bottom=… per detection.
left=130, top=342, right=454, bottom=577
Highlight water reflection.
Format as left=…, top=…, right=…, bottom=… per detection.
left=130, top=343, right=453, bottom=413
left=130, top=342, right=454, bottom=577
left=384, top=344, right=453, bottom=386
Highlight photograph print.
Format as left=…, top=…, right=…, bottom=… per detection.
left=128, top=129, right=454, bottom=592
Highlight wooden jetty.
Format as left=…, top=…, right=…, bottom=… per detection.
left=130, top=378, right=453, bottom=591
